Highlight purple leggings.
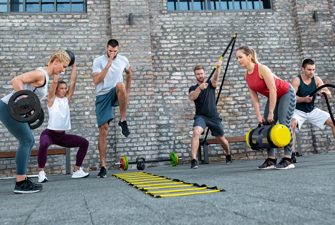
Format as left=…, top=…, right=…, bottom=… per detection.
left=38, top=129, right=89, bottom=168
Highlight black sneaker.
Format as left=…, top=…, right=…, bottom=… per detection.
left=257, top=158, right=277, bottom=170
left=226, top=155, right=233, bottom=164
left=291, top=152, right=298, bottom=163
left=14, top=177, right=43, bottom=194
left=275, top=158, right=295, bottom=170
left=191, top=159, right=198, bottom=169
left=118, top=121, right=130, bottom=137
left=97, top=166, right=107, bottom=178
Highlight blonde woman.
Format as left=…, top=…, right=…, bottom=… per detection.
left=0, top=50, right=70, bottom=193
left=236, top=46, right=296, bottom=170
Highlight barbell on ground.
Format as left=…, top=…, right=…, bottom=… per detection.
left=115, top=152, right=182, bottom=171
left=7, top=90, right=44, bottom=129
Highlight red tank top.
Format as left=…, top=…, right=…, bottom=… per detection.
left=246, top=64, right=289, bottom=99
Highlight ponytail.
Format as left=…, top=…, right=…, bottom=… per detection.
left=237, top=46, right=259, bottom=64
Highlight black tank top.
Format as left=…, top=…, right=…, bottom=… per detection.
left=296, top=74, right=316, bottom=113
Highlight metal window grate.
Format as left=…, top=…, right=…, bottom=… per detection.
left=167, top=0, right=272, bottom=11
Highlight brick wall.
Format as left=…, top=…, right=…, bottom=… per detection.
left=0, top=0, right=335, bottom=177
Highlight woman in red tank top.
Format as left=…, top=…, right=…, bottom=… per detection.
left=236, top=46, right=296, bottom=170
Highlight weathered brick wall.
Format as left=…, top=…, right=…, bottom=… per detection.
left=1, top=0, right=335, bottom=177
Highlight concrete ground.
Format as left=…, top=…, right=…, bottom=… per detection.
left=1, top=153, right=335, bottom=225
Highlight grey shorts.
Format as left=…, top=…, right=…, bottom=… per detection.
left=95, top=87, right=119, bottom=127
left=193, top=115, right=224, bottom=137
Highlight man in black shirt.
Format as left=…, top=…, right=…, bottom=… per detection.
left=188, top=60, right=232, bottom=169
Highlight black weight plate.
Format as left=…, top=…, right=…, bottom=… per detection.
left=8, top=90, right=41, bottom=123
left=65, top=50, right=75, bottom=66
left=28, top=108, right=44, bottom=130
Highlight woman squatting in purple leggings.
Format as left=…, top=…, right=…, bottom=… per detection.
left=37, top=58, right=89, bottom=182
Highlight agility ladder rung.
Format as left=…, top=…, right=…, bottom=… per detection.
left=112, top=172, right=225, bottom=198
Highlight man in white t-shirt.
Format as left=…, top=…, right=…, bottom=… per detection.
left=92, top=39, right=132, bottom=178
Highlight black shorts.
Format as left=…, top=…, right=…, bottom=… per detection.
left=193, top=115, right=224, bottom=137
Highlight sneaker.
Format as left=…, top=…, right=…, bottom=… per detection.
left=291, top=152, right=298, bottom=163
left=97, top=166, right=107, bottom=178
left=118, top=121, right=130, bottom=137
left=72, top=167, right=90, bottom=179
left=226, top=155, right=233, bottom=164
left=38, top=171, right=48, bottom=183
left=191, top=159, right=198, bottom=169
left=257, top=158, right=277, bottom=170
left=275, top=158, right=295, bottom=170
left=14, top=178, right=43, bottom=194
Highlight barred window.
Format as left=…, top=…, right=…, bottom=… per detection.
left=167, top=0, right=272, bottom=11
left=0, top=0, right=86, bottom=12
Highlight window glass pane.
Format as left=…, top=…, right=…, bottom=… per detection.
left=261, top=0, right=271, bottom=9
left=72, top=3, right=83, bottom=11
left=42, top=3, right=54, bottom=11
left=57, top=3, right=70, bottom=11
left=228, top=1, right=233, bottom=9
left=209, top=0, right=219, bottom=10
left=72, top=0, right=84, bottom=2
left=235, top=1, right=246, bottom=9
left=57, top=0, right=70, bottom=2
left=42, top=0, right=54, bottom=2
left=193, top=0, right=204, bottom=10
left=0, top=0, right=7, bottom=3
left=221, top=1, right=227, bottom=9
left=0, top=4, right=7, bottom=12
left=167, top=1, right=178, bottom=10
left=241, top=0, right=246, bottom=9
left=254, top=1, right=260, bottom=9
left=180, top=0, right=191, bottom=10
left=10, top=0, right=22, bottom=11
left=26, top=0, right=39, bottom=2
left=26, top=3, right=39, bottom=11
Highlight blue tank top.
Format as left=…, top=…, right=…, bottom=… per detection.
left=296, top=74, right=316, bottom=113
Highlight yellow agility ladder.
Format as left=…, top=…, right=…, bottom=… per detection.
left=112, top=172, right=225, bottom=198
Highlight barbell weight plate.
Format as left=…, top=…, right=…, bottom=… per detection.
left=28, top=108, right=44, bottom=130
left=120, top=157, right=126, bottom=170
left=65, top=50, right=75, bottom=66
left=170, top=152, right=178, bottom=167
left=7, top=90, right=41, bottom=123
left=124, top=156, right=129, bottom=171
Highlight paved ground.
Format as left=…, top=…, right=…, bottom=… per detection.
left=1, top=153, right=335, bottom=225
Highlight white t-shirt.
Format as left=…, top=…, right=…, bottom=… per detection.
left=92, top=54, right=130, bottom=96
left=1, top=67, right=49, bottom=104
left=47, top=97, right=71, bottom=131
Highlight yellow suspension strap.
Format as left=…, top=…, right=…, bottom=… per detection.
left=202, top=33, right=237, bottom=144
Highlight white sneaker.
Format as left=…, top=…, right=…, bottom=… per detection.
left=38, top=171, right=48, bottom=183
left=72, top=167, right=90, bottom=179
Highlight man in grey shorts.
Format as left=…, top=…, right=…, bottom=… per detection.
left=92, top=39, right=132, bottom=178
left=188, top=60, right=231, bottom=169
left=290, top=59, right=334, bottom=163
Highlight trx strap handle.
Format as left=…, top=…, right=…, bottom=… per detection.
left=308, top=84, right=335, bottom=126
left=206, top=33, right=237, bottom=83
left=202, top=34, right=237, bottom=143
